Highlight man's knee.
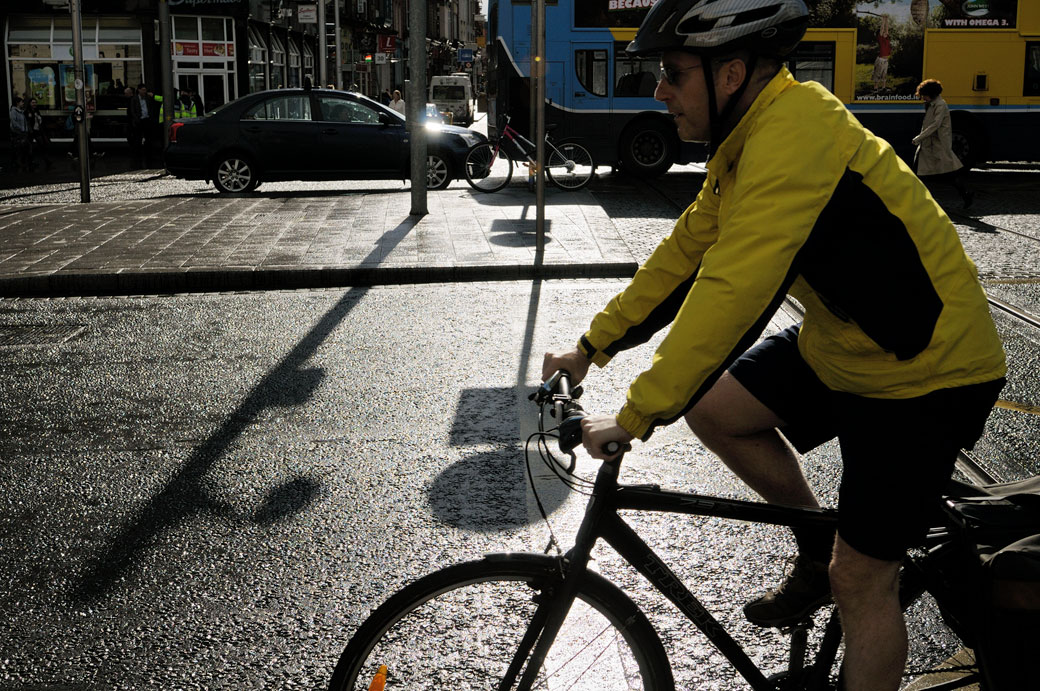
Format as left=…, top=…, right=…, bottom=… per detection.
left=684, top=371, right=784, bottom=441
left=829, top=538, right=900, bottom=608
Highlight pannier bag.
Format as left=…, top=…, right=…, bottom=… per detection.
left=944, top=475, right=1040, bottom=690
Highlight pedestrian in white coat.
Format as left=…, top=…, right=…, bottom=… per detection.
left=913, top=79, right=973, bottom=208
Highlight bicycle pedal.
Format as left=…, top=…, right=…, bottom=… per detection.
left=778, top=621, right=814, bottom=635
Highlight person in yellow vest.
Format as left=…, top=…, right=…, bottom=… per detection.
left=175, top=87, right=199, bottom=119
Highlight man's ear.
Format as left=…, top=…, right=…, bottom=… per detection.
left=718, top=58, right=748, bottom=97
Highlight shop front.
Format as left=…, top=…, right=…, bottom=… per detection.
left=6, top=14, right=144, bottom=141
left=170, top=13, right=238, bottom=113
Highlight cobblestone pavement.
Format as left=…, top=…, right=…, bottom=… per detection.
left=0, top=161, right=1038, bottom=306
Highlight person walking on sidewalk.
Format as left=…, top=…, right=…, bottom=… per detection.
left=913, top=78, right=973, bottom=208
left=8, top=96, right=31, bottom=172
left=389, top=89, right=406, bottom=116
left=25, top=98, right=51, bottom=169
left=128, top=83, right=160, bottom=168
left=541, top=2, right=1005, bottom=691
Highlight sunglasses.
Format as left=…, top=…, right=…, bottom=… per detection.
left=659, top=64, right=702, bottom=85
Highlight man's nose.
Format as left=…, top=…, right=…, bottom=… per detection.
left=654, top=78, right=669, bottom=103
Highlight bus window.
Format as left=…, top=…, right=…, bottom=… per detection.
left=615, top=46, right=658, bottom=98
left=787, top=41, right=835, bottom=93
left=1026, top=43, right=1040, bottom=96
left=575, top=49, right=608, bottom=97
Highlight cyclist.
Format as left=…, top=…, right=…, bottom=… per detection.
left=541, top=1, right=1006, bottom=689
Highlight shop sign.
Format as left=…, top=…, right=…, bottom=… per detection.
left=298, top=4, right=317, bottom=23
left=374, top=53, right=388, bottom=64
left=377, top=35, right=396, bottom=53
left=169, top=0, right=246, bottom=7
left=202, top=42, right=232, bottom=57
left=174, top=42, right=201, bottom=56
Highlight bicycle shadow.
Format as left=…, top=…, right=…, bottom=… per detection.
left=72, top=216, right=421, bottom=602
left=426, top=386, right=569, bottom=531
left=486, top=218, right=554, bottom=247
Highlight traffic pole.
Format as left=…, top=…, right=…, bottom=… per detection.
left=69, top=0, right=90, bottom=202
left=408, top=0, right=428, bottom=216
left=159, top=0, right=174, bottom=150
left=535, top=0, right=546, bottom=251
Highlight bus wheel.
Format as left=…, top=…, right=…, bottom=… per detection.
left=619, top=120, right=676, bottom=178
left=951, top=120, right=985, bottom=169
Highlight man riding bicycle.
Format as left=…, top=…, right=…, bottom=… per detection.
left=542, top=1, right=1006, bottom=689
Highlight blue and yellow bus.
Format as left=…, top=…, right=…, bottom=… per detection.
left=485, top=0, right=705, bottom=176
left=486, top=0, right=1040, bottom=173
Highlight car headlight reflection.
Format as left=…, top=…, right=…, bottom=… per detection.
left=458, top=131, right=481, bottom=147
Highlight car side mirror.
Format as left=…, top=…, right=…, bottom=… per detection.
left=378, top=111, right=394, bottom=127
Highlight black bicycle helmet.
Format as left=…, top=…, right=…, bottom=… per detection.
left=627, top=0, right=809, bottom=58
left=627, top=0, right=809, bottom=156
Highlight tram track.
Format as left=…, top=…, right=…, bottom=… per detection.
left=635, top=172, right=1038, bottom=487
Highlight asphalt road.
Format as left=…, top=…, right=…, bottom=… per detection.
left=2, top=279, right=1038, bottom=689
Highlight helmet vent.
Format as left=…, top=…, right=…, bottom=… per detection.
left=676, top=16, right=717, bottom=35
left=733, top=5, right=781, bottom=27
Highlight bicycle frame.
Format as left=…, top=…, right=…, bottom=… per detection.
left=494, top=119, right=568, bottom=166
left=501, top=453, right=842, bottom=691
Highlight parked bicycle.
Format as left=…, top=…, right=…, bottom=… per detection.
left=329, top=371, right=1039, bottom=690
left=464, top=115, right=596, bottom=192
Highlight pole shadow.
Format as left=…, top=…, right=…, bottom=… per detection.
left=73, top=216, right=420, bottom=602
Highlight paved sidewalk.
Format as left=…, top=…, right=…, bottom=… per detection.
left=0, top=180, right=641, bottom=297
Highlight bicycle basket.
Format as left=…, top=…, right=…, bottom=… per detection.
left=943, top=476, right=1040, bottom=690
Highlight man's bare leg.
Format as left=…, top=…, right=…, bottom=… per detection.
left=830, top=537, right=905, bottom=691
left=685, top=371, right=819, bottom=508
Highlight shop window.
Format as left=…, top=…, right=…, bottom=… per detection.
left=98, top=18, right=139, bottom=42
left=787, top=41, right=835, bottom=94
left=575, top=49, right=608, bottom=97
left=288, top=39, right=302, bottom=88
left=9, top=44, right=51, bottom=59
left=7, top=15, right=142, bottom=117
left=52, top=17, right=74, bottom=42
left=7, top=17, right=51, bottom=42
left=201, top=17, right=225, bottom=42
left=174, top=17, right=200, bottom=41
left=271, top=34, right=286, bottom=89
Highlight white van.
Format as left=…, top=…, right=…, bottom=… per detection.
left=429, top=75, right=474, bottom=126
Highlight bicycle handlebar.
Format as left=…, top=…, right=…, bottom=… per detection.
left=535, top=371, right=629, bottom=458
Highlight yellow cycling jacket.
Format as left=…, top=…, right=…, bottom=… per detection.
left=579, top=68, right=1006, bottom=441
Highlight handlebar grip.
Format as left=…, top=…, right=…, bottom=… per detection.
left=559, top=413, right=585, bottom=453
left=604, top=441, right=632, bottom=457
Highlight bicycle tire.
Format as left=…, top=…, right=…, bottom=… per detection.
left=328, top=553, right=674, bottom=691
left=465, top=142, right=514, bottom=192
left=546, top=142, right=595, bottom=191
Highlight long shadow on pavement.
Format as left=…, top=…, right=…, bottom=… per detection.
left=73, top=215, right=420, bottom=602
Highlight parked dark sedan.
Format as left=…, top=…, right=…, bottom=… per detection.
left=164, top=87, right=486, bottom=192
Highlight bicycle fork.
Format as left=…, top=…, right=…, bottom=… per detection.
left=499, top=464, right=620, bottom=690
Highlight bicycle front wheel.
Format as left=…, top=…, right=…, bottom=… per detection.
left=465, top=142, right=514, bottom=192
left=328, top=554, right=673, bottom=691
left=546, top=142, right=595, bottom=191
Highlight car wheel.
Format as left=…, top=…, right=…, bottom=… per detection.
left=619, top=120, right=677, bottom=178
left=426, top=152, right=453, bottom=190
left=212, top=154, right=257, bottom=193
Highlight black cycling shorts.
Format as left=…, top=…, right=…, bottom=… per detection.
left=729, top=325, right=1004, bottom=562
